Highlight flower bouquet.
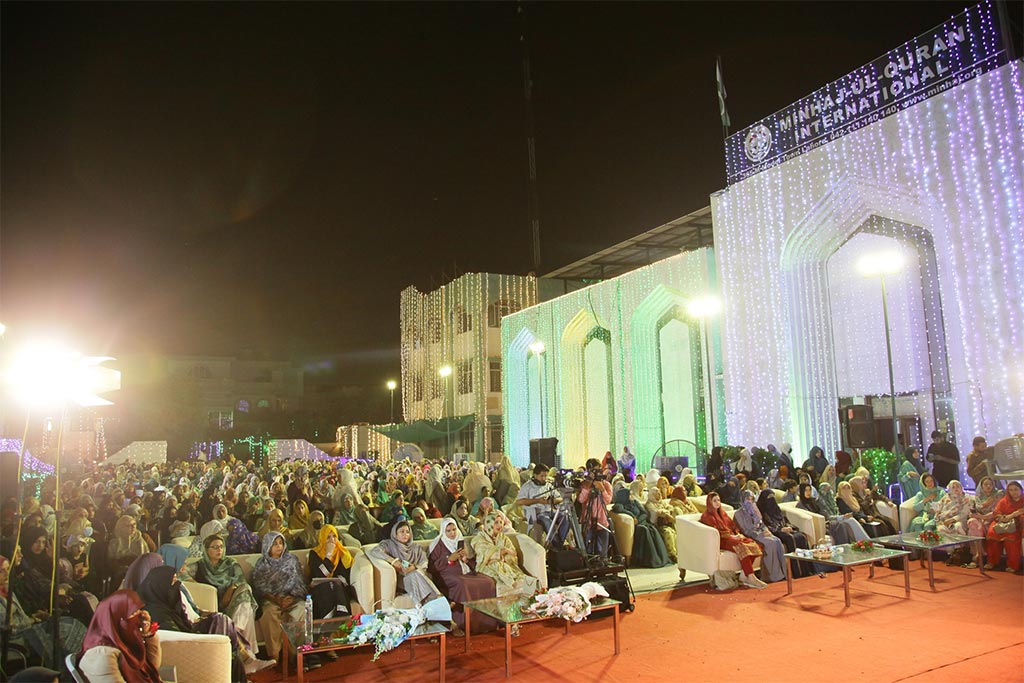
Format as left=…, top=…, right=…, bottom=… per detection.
left=344, top=607, right=426, bottom=660
left=851, top=539, right=875, bottom=552
left=918, top=530, right=941, bottom=543
left=524, top=581, right=609, bottom=623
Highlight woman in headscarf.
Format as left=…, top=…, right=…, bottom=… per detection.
left=837, top=480, right=883, bottom=538
left=120, top=553, right=163, bottom=592
left=601, top=451, right=618, bottom=478
left=450, top=499, right=479, bottom=537
left=474, top=496, right=497, bottom=520
left=698, top=492, right=766, bottom=589
left=368, top=520, right=441, bottom=607
left=756, top=489, right=814, bottom=576
left=350, top=504, right=385, bottom=545
left=292, top=509, right=326, bottom=550
left=735, top=448, right=754, bottom=477
left=800, top=483, right=866, bottom=544
left=307, top=524, right=359, bottom=619
left=225, top=517, right=261, bottom=556
left=668, top=484, right=699, bottom=515
left=849, top=476, right=897, bottom=535
left=732, top=489, right=786, bottom=582
left=471, top=513, right=539, bottom=597
left=985, top=481, right=1023, bottom=573
left=198, top=503, right=230, bottom=542
left=491, top=456, right=521, bottom=507
left=256, top=508, right=290, bottom=543
left=778, top=443, right=796, bottom=472
left=107, top=515, right=149, bottom=582
left=286, top=499, right=310, bottom=536
left=333, top=493, right=357, bottom=527
left=898, top=446, right=927, bottom=500
left=427, top=518, right=497, bottom=634
left=819, top=464, right=838, bottom=490
left=934, top=480, right=972, bottom=536
left=379, top=491, right=409, bottom=525
left=611, top=480, right=671, bottom=568
left=409, top=507, right=439, bottom=541
left=78, top=590, right=162, bottom=683
left=193, top=534, right=262, bottom=655
left=618, top=447, right=637, bottom=481
left=718, top=477, right=742, bottom=507
left=655, top=477, right=673, bottom=501
left=968, top=476, right=1004, bottom=539
left=908, top=473, right=947, bottom=532
left=644, top=489, right=678, bottom=563
left=252, top=531, right=307, bottom=665
left=681, top=472, right=703, bottom=497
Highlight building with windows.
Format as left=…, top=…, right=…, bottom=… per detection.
left=399, top=273, right=579, bottom=460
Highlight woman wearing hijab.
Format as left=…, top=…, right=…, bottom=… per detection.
left=427, top=518, right=497, bottom=634
left=985, top=481, right=1023, bottom=573
left=307, top=524, right=359, bottom=620
left=286, top=499, right=310, bottom=536
left=669, top=484, right=699, bottom=515
left=968, top=476, right=1004, bottom=539
left=194, top=534, right=261, bottom=653
left=836, top=480, right=883, bottom=538
left=756, top=489, right=815, bottom=577
left=491, top=456, right=521, bottom=507
left=681, top=472, right=703, bottom=497
left=256, top=508, right=290, bottom=544
left=934, top=480, right=972, bottom=536
left=612, top=480, right=671, bottom=568
left=462, top=462, right=493, bottom=510
left=409, top=507, right=439, bottom=541
left=334, top=493, right=357, bottom=527
left=908, top=473, right=947, bottom=532
left=252, top=531, right=307, bottom=665
left=292, top=509, right=327, bottom=550
left=699, top=492, right=766, bottom=589
left=800, top=483, right=867, bottom=544
left=735, top=448, right=754, bottom=477
left=601, top=451, right=618, bottom=478
left=368, top=520, right=441, bottom=607
left=350, top=505, right=386, bottom=545
left=645, top=489, right=678, bottom=563
left=733, top=490, right=786, bottom=582
left=898, top=446, right=927, bottom=499
left=107, top=515, right=150, bottom=583
left=450, top=499, right=479, bottom=537
left=718, top=477, right=742, bottom=507
left=617, top=447, right=637, bottom=481
left=471, top=513, right=539, bottom=597
left=225, top=517, right=260, bottom=555
left=79, top=590, right=162, bottom=683
left=198, top=504, right=229, bottom=542
left=849, top=476, right=897, bottom=535
left=120, top=553, right=163, bottom=592
left=379, top=491, right=409, bottom=525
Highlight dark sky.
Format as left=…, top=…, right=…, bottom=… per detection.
left=1, top=1, right=982, bottom=384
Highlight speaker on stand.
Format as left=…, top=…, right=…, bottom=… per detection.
left=529, top=437, right=559, bottom=468
left=840, top=405, right=876, bottom=448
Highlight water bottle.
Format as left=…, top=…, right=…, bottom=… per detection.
left=304, top=595, right=314, bottom=642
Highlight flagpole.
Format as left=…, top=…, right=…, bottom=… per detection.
left=716, top=55, right=731, bottom=142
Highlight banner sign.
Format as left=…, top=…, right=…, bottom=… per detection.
left=725, top=1, right=1010, bottom=185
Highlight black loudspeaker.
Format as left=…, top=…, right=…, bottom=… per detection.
left=841, top=405, right=876, bottom=448
left=529, top=437, right=559, bottom=468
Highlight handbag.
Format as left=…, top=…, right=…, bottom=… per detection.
left=992, top=519, right=1016, bottom=535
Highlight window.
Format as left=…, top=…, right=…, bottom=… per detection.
left=487, top=299, right=521, bottom=327
left=236, top=399, right=250, bottom=413
left=208, top=411, right=233, bottom=430
left=489, top=360, right=502, bottom=392
left=189, top=365, right=213, bottom=379
left=460, top=429, right=475, bottom=454
left=489, top=424, right=504, bottom=453
left=457, top=361, right=473, bottom=395
left=454, top=306, right=472, bottom=334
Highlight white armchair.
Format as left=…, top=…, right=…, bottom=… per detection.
left=900, top=498, right=918, bottom=531
left=157, top=630, right=232, bottom=683
left=676, top=510, right=750, bottom=580
left=181, top=580, right=218, bottom=613
left=778, top=502, right=825, bottom=543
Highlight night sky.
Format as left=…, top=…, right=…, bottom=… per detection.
left=1, top=1, right=982, bottom=384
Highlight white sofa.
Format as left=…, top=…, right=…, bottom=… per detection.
left=613, top=494, right=720, bottom=566
left=362, top=533, right=547, bottom=610
left=676, top=509, right=745, bottom=579
left=157, top=629, right=232, bottom=683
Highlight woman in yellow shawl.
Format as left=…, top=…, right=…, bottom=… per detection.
left=307, top=524, right=361, bottom=618
left=257, top=508, right=291, bottom=544
left=470, top=513, right=538, bottom=597
left=287, top=499, right=310, bottom=535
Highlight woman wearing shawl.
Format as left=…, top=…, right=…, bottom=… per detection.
left=836, top=480, right=882, bottom=537
left=427, top=518, right=497, bottom=634
left=669, top=484, right=699, bottom=515
left=256, top=508, right=290, bottom=543
left=898, top=446, right=926, bottom=500
left=471, top=513, right=539, bottom=597
left=198, top=503, right=230, bottom=542
left=350, top=505, right=386, bottom=545
left=461, top=462, right=493, bottom=510
left=474, top=496, right=497, bottom=519
left=120, top=553, right=163, bottom=592
left=491, top=456, right=520, bottom=507
left=644, top=489, right=678, bottom=563
left=934, top=480, right=972, bottom=536
left=733, top=490, right=786, bottom=582
left=307, top=524, right=359, bottom=620
left=968, top=476, right=1004, bottom=539
left=618, top=447, right=637, bottom=481
left=379, top=491, right=409, bottom=525
left=819, top=464, right=838, bottom=490
left=611, top=480, right=671, bottom=568
left=79, top=590, right=162, bottom=683
left=286, top=499, right=310, bottom=536
left=908, top=473, right=947, bottom=532
left=985, top=481, right=1023, bottom=572
left=333, top=493, right=357, bottom=527
left=225, top=517, right=260, bottom=555
left=424, top=466, right=454, bottom=514
left=450, top=499, right=479, bottom=537
left=292, top=509, right=327, bottom=550
left=718, top=477, right=741, bottom=507
left=735, top=448, right=754, bottom=477
left=601, top=451, right=618, bottom=478
left=252, top=531, right=307, bottom=664
left=410, top=507, right=439, bottom=541
left=800, top=483, right=867, bottom=544
left=194, top=534, right=262, bottom=652
left=849, top=476, right=897, bottom=535
left=108, top=515, right=150, bottom=580
left=681, top=472, right=703, bottom=497
left=655, top=476, right=673, bottom=501
left=755, top=489, right=815, bottom=577
left=699, top=492, right=766, bottom=589
left=367, top=520, right=441, bottom=606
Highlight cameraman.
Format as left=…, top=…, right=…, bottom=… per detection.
left=578, top=458, right=613, bottom=557
left=515, top=463, right=568, bottom=549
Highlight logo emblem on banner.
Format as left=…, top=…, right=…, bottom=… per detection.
left=744, top=124, right=772, bottom=163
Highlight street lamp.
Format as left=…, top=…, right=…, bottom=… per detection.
left=528, top=341, right=546, bottom=438
left=439, top=365, right=452, bottom=458
left=687, top=295, right=722, bottom=450
left=386, top=380, right=397, bottom=424
left=858, top=250, right=905, bottom=466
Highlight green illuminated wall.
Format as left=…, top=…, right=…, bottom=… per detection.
left=501, top=248, right=726, bottom=471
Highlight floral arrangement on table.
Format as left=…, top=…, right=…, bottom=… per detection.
left=851, top=539, right=875, bottom=552
left=524, top=581, right=609, bottom=623
left=296, top=617, right=359, bottom=653
left=918, top=530, right=941, bottom=543
left=343, top=607, right=426, bottom=660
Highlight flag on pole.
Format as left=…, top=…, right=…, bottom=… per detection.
left=716, top=56, right=730, bottom=131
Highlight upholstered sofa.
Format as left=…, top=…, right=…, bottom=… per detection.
left=157, top=629, right=232, bottom=683
left=611, top=494, right=719, bottom=567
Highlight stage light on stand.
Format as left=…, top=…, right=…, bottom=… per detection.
left=386, top=380, right=397, bottom=425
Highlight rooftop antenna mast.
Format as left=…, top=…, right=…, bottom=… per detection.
left=519, top=2, right=542, bottom=274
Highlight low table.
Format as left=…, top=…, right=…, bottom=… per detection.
left=280, top=616, right=448, bottom=683
left=871, top=532, right=987, bottom=589
left=784, top=544, right=911, bottom=607
left=463, top=593, right=620, bottom=678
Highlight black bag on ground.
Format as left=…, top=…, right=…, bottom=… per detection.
left=588, top=575, right=634, bottom=617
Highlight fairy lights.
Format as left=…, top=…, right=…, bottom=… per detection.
left=712, top=1, right=1022, bottom=470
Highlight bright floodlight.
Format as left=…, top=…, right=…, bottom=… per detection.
left=686, top=295, right=723, bottom=319
left=386, top=380, right=397, bottom=391
left=438, top=365, right=452, bottom=378
left=0, top=322, right=6, bottom=336
left=858, top=250, right=905, bottom=277
left=529, top=341, right=546, bottom=355
left=4, top=342, right=120, bottom=407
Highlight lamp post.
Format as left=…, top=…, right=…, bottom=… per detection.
left=386, top=380, right=397, bottom=424
left=1, top=341, right=119, bottom=670
left=858, top=250, right=905, bottom=468
left=439, top=365, right=452, bottom=459
left=687, top=295, right=722, bottom=452
left=528, top=341, right=546, bottom=438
